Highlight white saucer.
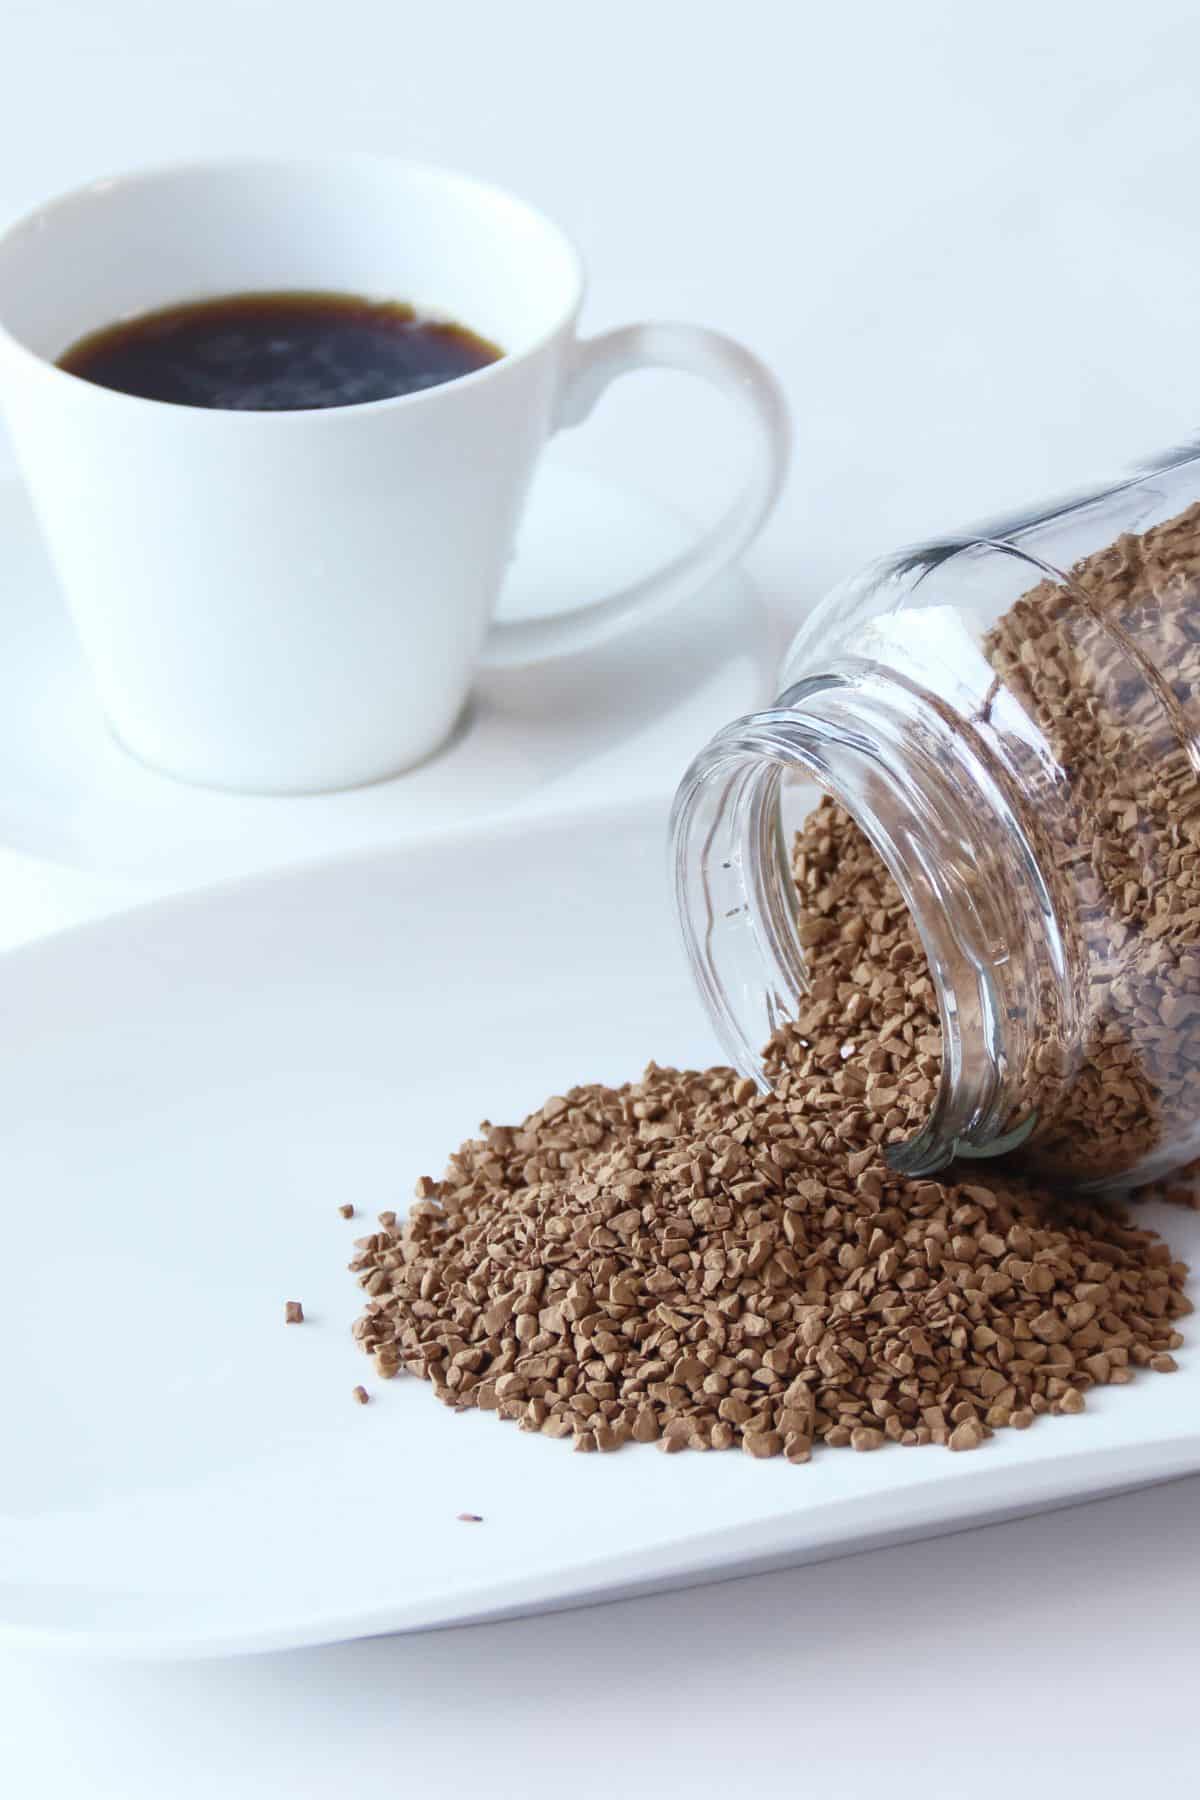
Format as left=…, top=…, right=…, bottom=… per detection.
left=0, top=801, right=1194, bottom=1657
left=0, top=461, right=770, bottom=886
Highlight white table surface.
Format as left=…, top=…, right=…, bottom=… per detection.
left=2, top=1, right=1199, bottom=1793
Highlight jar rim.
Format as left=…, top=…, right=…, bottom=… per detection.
left=670, top=666, right=1059, bottom=1176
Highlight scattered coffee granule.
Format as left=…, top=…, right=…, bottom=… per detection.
left=352, top=1384, right=370, bottom=1405
left=339, top=1204, right=355, bottom=1220
left=285, top=1300, right=304, bottom=1324
left=457, top=1512, right=484, bottom=1523
left=350, top=796, right=1190, bottom=1460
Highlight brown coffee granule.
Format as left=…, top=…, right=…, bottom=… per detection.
left=762, top=796, right=941, bottom=1158
left=352, top=1384, right=369, bottom=1405
left=339, top=1204, right=355, bottom=1219
left=285, top=1300, right=304, bottom=1324
left=349, top=531, right=1200, bottom=1456
left=980, top=501, right=1200, bottom=1183
left=350, top=799, right=1190, bottom=1461
left=457, top=1512, right=484, bottom=1523
left=352, top=1069, right=1188, bottom=1457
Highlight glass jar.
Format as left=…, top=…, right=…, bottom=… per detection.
left=672, top=444, right=1200, bottom=1192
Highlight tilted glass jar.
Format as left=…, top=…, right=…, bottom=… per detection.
left=672, top=444, right=1200, bottom=1192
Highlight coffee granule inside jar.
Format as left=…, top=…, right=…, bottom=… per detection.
left=350, top=801, right=1192, bottom=1458
left=981, top=500, right=1200, bottom=1183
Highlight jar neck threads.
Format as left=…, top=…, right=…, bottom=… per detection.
left=670, top=666, right=1069, bottom=1176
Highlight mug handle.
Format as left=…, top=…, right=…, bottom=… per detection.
left=478, top=323, right=790, bottom=668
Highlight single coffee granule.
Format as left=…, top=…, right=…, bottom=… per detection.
left=350, top=806, right=1191, bottom=1459
left=457, top=1512, right=484, bottom=1523
left=352, top=1384, right=370, bottom=1405
left=285, top=1300, right=304, bottom=1324
left=339, top=1204, right=355, bottom=1219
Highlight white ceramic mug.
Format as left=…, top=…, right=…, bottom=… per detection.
left=0, top=155, right=788, bottom=794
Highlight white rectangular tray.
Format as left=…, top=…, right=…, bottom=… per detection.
left=1, top=801, right=1195, bottom=1657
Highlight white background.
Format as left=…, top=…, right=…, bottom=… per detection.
left=2, top=1, right=1199, bottom=1794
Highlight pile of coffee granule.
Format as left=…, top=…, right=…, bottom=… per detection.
left=351, top=802, right=1192, bottom=1457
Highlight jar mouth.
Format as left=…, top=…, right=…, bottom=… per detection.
left=670, top=667, right=1061, bottom=1177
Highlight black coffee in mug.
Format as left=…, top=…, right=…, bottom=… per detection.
left=56, top=291, right=502, bottom=411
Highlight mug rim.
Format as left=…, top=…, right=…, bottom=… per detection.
left=0, top=151, right=587, bottom=423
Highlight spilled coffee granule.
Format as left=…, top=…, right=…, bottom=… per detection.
left=761, top=796, right=940, bottom=1156
left=350, top=803, right=1192, bottom=1457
